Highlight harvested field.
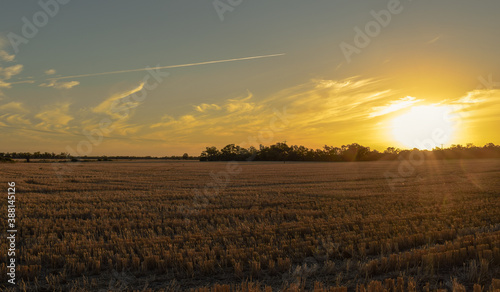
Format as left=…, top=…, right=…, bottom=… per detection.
left=1, top=159, right=499, bottom=291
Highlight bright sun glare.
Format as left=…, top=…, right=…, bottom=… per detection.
left=391, top=105, right=458, bottom=150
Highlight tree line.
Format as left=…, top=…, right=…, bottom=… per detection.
left=0, top=152, right=198, bottom=162
left=2, top=143, right=499, bottom=163
left=200, top=142, right=500, bottom=162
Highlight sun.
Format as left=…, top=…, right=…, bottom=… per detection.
left=391, top=105, right=458, bottom=150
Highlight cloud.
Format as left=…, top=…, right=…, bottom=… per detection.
left=148, top=94, right=265, bottom=142
left=35, top=103, right=73, bottom=130
left=452, top=90, right=489, bottom=105
left=224, top=92, right=259, bottom=113
left=0, top=50, right=15, bottom=62
left=144, top=80, right=500, bottom=150
left=0, top=101, right=29, bottom=113
left=151, top=114, right=197, bottom=129
left=72, top=82, right=150, bottom=139
left=0, top=64, right=23, bottom=80
left=145, top=77, right=399, bottom=146
left=92, top=82, right=145, bottom=118
left=314, top=77, right=371, bottom=90
left=45, top=69, right=56, bottom=75
left=0, top=113, right=31, bottom=126
left=195, top=103, right=221, bottom=112
left=0, top=101, right=31, bottom=127
left=264, top=78, right=395, bottom=130
left=39, top=79, right=80, bottom=89
left=193, top=92, right=258, bottom=114
left=427, top=35, right=442, bottom=44
left=0, top=64, right=24, bottom=88
left=369, top=96, right=422, bottom=117
left=151, top=92, right=260, bottom=131
left=446, top=89, right=500, bottom=121
left=0, top=80, right=12, bottom=88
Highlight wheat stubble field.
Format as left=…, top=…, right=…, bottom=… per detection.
left=1, top=159, right=500, bottom=291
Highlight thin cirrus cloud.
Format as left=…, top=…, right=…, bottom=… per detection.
left=92, top=82, right=145, bottom=119
left=427, top=35, right=442, bottom=44
left=450, top=89, right=500, bottom=118
left=0, top=36, right=22, bottom=88
left=0, top=50, right=15, bottom=62
left=0, top=113, right=31, bottom=127
left=148, top=91, right=262, bottom=141
left=144, top=78, right=399, bottom=145
left=1, top=74, right=496, bottom=152
left=264, top=77, right=395, bottom=129
left=369, top=96, right=422, bottom=118
left=0, top=101, right=29, bottom=113
left=39, top=79, right=80, bottom=89
left=0, top=64, right=23, bottom=88
left=34, top=103, right=73, bottom=131
left=84, top=78, right=499, bottom=148
left=195, top=103, right=221, bottom=113
left=0, top=35, right=15, bottom=62
left=45, top=69, right=56, bottom=75
left=0, top=101, right=31, bottom=128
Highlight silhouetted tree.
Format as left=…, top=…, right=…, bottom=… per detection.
left=199, top=142, right=500, bottom=162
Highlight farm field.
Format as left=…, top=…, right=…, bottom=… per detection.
left=1, top=159, right=500, bottom=291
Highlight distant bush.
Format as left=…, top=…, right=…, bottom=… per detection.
left=0, top=156, right=13, bottom=163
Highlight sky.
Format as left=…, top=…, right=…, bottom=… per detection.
left=0, top=0, right=499, bottom=156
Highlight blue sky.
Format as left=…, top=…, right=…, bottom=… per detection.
left=1, top=0, right=499, bottom=155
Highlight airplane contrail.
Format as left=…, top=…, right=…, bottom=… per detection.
left=49, top=53, right=286, bottom=81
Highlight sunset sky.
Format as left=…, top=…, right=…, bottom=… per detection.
left=1, top=1, right=499, bottom=156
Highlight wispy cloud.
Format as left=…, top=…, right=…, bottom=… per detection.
left=0, top=35, right=15, bottom=62
left=0, top=80, right=11, bottom=88
left=45, top=69, right=56, bottom=75
left=35, top=103, right=73, bottom=130
left=448, top=89, right=500, bottom=121
left=92, top=82, right=145, bottom=119
left=0, top=64, right=23, bottom=80
left=0, top=64, right=23, bottom=88
left=39, top=79, right=80, bottom=89
left=369, top=96, right=422, bottom=117
left=427, top=35, right=442, bottom=44
left=195, top=103, right=221, bottom=113
left=0, top=113, right=31, bottom=126
left=144, top=77, right=400, bottom=147
left=0, top=50, right=15, bottom=62
left=225, top=91, right=258, bottom=113
left=0, top=101, right=31, bottom=128
left=0, top=101, right=29, bottom=113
